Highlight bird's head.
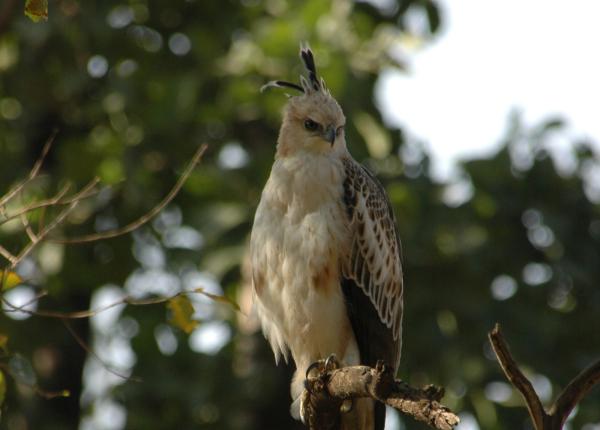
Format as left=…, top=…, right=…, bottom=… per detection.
left=262, top=45, right=346, bottom=157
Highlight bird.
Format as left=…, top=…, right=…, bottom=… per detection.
left=250, top=44, right=403, bottom=430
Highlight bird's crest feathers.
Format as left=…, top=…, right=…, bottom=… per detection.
left=261, top=43, right=330, bottom=96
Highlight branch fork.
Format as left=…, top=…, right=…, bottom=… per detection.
left=489, top=323, right=600, bottom=430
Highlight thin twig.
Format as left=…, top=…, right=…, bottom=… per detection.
left=10, top=200, right=79, bottom=269
left=20, top=213, right=39, bottom=243
left=0, top=179, right=100, bottom=226
left=56, top=144, right=208, bottom=244
left=61, top=319, right=141, bottom=382
left=1, top=287, right=232, bottom=320
left=1, top=182, right=71, bottom=226
left=0, top=130, right=57, bottom=208
left=488, top=323, right=546, bottom=429
left=0, top=245, right=17, bottom=265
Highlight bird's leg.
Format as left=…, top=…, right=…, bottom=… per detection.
left=300, top=354, right=352, bottom=428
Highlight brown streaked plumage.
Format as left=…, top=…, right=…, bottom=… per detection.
left=250, top=45, right=403, bottom=430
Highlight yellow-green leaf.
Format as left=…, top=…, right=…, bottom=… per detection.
left=1, top=271, right=23, bottom=291
left=0, top=370, right=6, bottom=407
left=167, top=296, right=198, bottom=334
left=194, top=287, right=241, bottom=312
left=24, top=0, right=48, bottom=22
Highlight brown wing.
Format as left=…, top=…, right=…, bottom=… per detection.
left=341, top=158, right=404, bottom=372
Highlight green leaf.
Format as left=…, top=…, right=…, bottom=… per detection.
left=1, top=271, right=23, bottom=291
left=24, top=0, right=48, bottom=22
left=8, top=354, right=37, bottom=386
left=0, top=370, right=6, bottom=407
left=167, top=296, right=198, bottom=334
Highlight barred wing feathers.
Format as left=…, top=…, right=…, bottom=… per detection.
left=341, top=158, right=403, bottom=370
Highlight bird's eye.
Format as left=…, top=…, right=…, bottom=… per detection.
left=304, top=119, right=319, bottom=131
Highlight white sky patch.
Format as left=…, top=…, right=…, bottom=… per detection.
left=456, top=412, right=480, bottom=430
left=80, top=398, right=127, bottom=430
left=162, top=225, right=204, bottom=250
left=484, top=381, right=513, bottom=403
left=125, top=267, right=180, bottom=298
left=384, top=406, right=403, bottom=430
left=189, top=321, right=231, bottom=355
left=2, top=285, right=37, bottom=320
left=154, top=324, right=178, bottom=356
left=218, top=142, right=250, bottom=170
left=90, top=285, right=126, bottom=334
left=490, top=274, right=518, bottom=301
left=376, top=0, right=600, bottom=181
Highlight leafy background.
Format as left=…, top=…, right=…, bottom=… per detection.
left=1, top=1, right=599, bottom=429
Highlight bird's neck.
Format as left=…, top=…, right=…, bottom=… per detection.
left=267, top=151, right=347, bottom=211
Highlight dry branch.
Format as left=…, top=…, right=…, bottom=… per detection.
left=55, top=144, right=208, bottom=244
left=0, top=178, right=100, bottom=226
left=0, top=130, right=56, bottom=208
left=303, top=361, right=459, bottom=430
left=489, top=323, right=600, bottom=430
left=0, top=136, right=215, bottom=404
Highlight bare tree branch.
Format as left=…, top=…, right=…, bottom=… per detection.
left=0, top=130, right=57, bottom=208
left=10, top=200, right=79, bottom=269
left=549, top=358, right=600, bottom=428
left=303, top=361, right=459, bottom=430
left=55, top=144, right=208, bottom=244
left=0, top=178, right=99, bottom=226
left=0, top=245, right=17, bottom=265
left=489, top=323, right=600, bottom=430
left=0, top=137, right=211, bottom=400
left=488, top=323, right=546, bottom=429
left=1, top=287, right=233, bottom=320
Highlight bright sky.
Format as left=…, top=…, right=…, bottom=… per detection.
left=376, top=0, right=600, bottom=181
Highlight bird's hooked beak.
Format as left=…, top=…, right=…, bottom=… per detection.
left=323, top=125, right=336, bottom=145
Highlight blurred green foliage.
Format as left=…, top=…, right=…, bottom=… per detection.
left=1, top=1, right=599, bottom=429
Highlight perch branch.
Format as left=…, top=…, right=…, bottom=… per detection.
left=304, top=361, right=459, bottom=430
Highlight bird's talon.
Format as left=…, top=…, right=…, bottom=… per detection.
left=324, top=353, right=339, bottom=371
left=305, top=360, right=323, bottom=380
left=340, top=398, right=353, bottom=413
left=299, top=389, right=310, bottom=424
